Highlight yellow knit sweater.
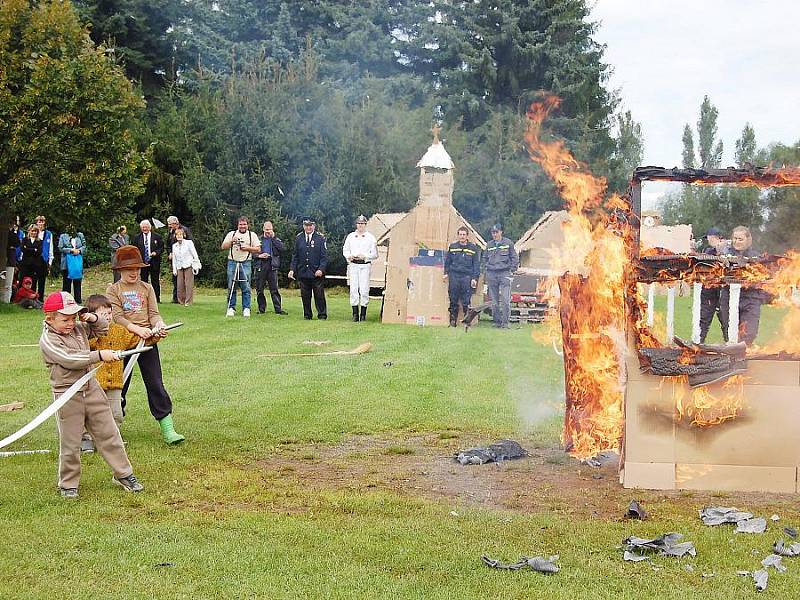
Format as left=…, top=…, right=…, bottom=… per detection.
left=88, top=323, right=140, bottom=390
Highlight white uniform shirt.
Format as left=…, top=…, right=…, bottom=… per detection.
left=343, top=231, right=378, bottom=262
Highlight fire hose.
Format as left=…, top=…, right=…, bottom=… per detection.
left=0, top=323, right=182, bottom=451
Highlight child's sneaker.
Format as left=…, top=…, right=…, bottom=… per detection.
left=113, top=474, right=144, bottom=492
left=80, top=435, right=95, bottom=454
left=226, top=307, right=235, bottom=317
left=60, top=487, right=79, bottom=499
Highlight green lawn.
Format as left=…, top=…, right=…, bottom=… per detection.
left=0, top=275, right=798, bottom=599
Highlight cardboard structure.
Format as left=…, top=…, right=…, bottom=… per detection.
left=365, top=213, right=406, bottom=289
left=621, top=166, right=800, bottom=493
left=622, top=347, right=800, bottom=492
left=515, top=211, right=569, bottom=274
left=382, top=135, right=486, bottom=326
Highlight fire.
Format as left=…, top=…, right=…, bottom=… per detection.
left=524, top=96, right=629, bottom=458
left=672, top=375, right=746, bottom=427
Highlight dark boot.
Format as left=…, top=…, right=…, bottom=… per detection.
left=449, top=314, right=457, bottom=327
left=352, top=306, right=359, bottom=322
left=360, top=306, right=367, bottom=322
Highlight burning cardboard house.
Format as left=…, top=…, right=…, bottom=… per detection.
left=381, top=129, right=486, bottom=326
left=523, top=95, right=800, bottom=494
left=621, top=166, right=800, bottom=492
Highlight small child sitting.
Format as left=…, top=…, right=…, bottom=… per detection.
left=39, top=291, right=144, bottom=498
left=79, top=294, right=140, bottom=453
left=13, top=276, right=42, bottom=309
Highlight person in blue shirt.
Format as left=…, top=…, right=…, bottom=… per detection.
left=483, top=224, right=519, bottom=329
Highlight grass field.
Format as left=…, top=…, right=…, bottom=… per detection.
left=1, top=272, right=799, bottom=599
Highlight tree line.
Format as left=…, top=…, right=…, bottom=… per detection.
left=4, top=0, right=643, bottom=285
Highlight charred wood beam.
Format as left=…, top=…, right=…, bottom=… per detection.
left=632, top=165, right=800, bottom=187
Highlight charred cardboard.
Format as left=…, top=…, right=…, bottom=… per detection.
left=624, top=351, right=800, bottom=491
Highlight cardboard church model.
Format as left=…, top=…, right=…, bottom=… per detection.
left=381, top=128, right=486, bottom=326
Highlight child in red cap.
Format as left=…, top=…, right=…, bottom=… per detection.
left=13, top=276, right=42, bottom=309
left=40, top=291, right=144, bottom=498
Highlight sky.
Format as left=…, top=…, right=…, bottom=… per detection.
left=591, top=0, right=800, bottom=208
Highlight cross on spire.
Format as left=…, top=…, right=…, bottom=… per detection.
left=431, top=124, right=441, bottom=144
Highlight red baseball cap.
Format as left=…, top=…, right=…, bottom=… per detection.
left=43, top=291, right=86, bottom=315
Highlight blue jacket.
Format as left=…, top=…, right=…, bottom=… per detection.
left=58, top=232, right=87, bottom=271
left=444, top=241, right=481, bottom=279
left=290, top=231, right=327, bottom=279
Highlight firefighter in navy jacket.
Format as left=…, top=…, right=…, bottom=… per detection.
left=288, top=217, right=328, bottom=320
left=443, top=226, right=480, bottom=326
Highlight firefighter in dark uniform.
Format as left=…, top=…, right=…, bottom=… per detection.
left=484, top=223, right=519, bottom=329
left=443, top=226, right=480, bottom=327
left=698, top=226, right=729, bottom=342
left=718, top=226, right=767, bottom=346
left=288, top=217, right=328, bottom=320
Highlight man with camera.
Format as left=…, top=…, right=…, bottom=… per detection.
left=220, top=216, right=260, bottom=317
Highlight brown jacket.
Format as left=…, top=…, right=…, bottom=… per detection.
left=39, top=317, right=109, bottom=393
left=106, top=280, right=161, bottom=329
left=89, top=323, right=140, bottom=390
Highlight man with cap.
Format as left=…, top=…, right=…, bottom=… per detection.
left=698, top=226, right=730, bottom=343
left=343, top=215, right=378, bottom=322
left=444, top=226, right=480, bottom=327
left=484, top=224, right=519, bottom=329
left=289, top=217, right=328, bottom=320
left=166, top=216, right=192, bottom=304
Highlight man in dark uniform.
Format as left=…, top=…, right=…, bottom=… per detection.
left=288, top=217, right=327, bottom=320
left=133, top=219, right=165, bottom=302
left=166, top=216, right=192, bottom=304
left=484, top=223, right=519, bottom=329
left=444, top=226, right=480, bottom=327
left=718, top=226, right=767, bottom=346
left=698, top=226, right=729, bottom=343
left=254, top=220, right=287, bottom=315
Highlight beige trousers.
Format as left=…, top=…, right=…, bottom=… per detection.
left=176, top=267, right=194, bottom=304
left=56, top=381, right=132, bottom=489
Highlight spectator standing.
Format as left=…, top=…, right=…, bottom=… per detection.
left=289, top=217, right=328, bottom=320
left=33, top=215, right=54, bottom=299
left=58, top=227, right=87, bottom=303
left=254, top=220, right=287, bottom=315
left=133, top=220, right=164, bottom=302
left=3, top=220, right=20, bottom=302
left=484, top=224, right=519, bottom=329
left=109, top=225, right=129, bottom=283
left=171, top=228, right=201, bottom=305
left=342, top=215, right=377, bottom=322
left=166, top=216, right=192, bottom=304
left=220, top=216, right=260, bottom=317
left=718, top=226, right=766, bottom=346
left=19, top=224, right=43, bottom=286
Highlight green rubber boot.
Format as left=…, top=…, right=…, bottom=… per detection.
left=158, top=414, right=185, bottom=445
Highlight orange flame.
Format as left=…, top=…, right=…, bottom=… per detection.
left=672, top=376, right=746, bottom=427
left=525, top=96, right=628, bottom=459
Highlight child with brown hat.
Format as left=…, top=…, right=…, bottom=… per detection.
left=40, top=291, right=143, bottom=498
left=106, top=245, right=186, bottom=444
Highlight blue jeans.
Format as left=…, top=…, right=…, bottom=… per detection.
left=227, top=260, right=252, bottom=309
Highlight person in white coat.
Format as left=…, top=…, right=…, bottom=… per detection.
left=342, top=215, right=378, bottom=322
left=171, top=228, right=201, bottom=305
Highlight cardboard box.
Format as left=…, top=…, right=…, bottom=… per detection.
left=623, top=462, right=676, bottom=490
left=675, top=464, right=797, bottom=493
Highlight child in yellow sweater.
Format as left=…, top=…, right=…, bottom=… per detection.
left=80, top=294, right=139, bottom=452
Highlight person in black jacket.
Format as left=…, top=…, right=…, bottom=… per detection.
left=132, top=220, right=165, bottom=302
left=444, top=226, right=481, bottom=327
left=254, top=220, right=287, bottom=315
left=697, top=226, right=729, bottom=343
left=288, top=217, right=327, bottom=320
left=718, top=226, right=767, bottom=346
left=19, top=224, right=43, bottom=286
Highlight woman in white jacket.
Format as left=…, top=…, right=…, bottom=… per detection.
left=171, top=228, right=201, bottom=305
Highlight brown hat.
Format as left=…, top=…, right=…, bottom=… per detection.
left=113, top=245, right=148, bottom=270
